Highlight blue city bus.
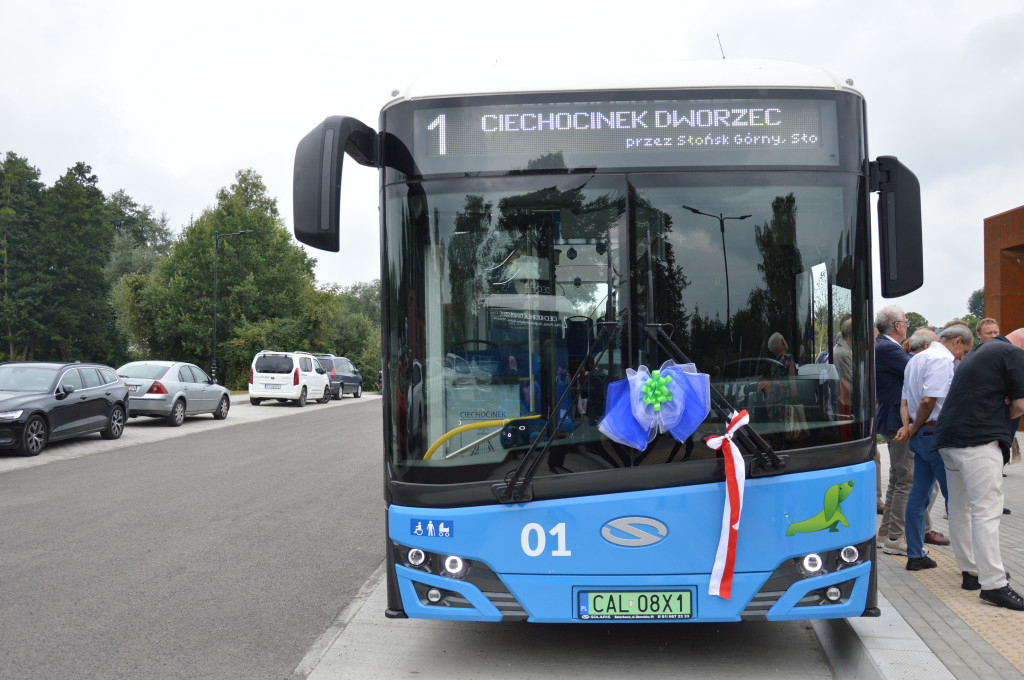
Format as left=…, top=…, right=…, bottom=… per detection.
left=292, top=60, right=922, bottom=623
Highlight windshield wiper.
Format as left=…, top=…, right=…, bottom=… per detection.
left=494, top=319, right=621, bottom=503
left=643, top=323, right=784, bottom=472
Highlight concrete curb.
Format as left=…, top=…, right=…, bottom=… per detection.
left=813, top=589, right=955, bottom=680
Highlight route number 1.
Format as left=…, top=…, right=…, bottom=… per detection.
left=521, top=522, right=572, bottom=557
left=427, top=114, right=447, bottom=156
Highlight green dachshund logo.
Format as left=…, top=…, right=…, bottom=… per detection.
left=786, top=480, right=855, bottom=536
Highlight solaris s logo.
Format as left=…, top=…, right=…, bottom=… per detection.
left=601, top=516, right=668, bottom=547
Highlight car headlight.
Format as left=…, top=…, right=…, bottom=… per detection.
left=0, top=410, right=24, bottom=422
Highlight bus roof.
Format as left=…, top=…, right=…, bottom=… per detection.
left=384, top=59, right=861, bottom=109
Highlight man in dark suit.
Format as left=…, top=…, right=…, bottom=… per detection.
left=875, top=305, right=912, bottom=555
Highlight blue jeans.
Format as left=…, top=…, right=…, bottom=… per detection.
left=905, top=427, right=948, bottom=558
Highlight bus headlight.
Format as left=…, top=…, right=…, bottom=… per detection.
left=444, top=555, right=466, bottom=578
left=840, top=546, right=859, bottom=564
left=407, top=548, right=426, bottom=566
left=801, top=553, right=823, bottom=574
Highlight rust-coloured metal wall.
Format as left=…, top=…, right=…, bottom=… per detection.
left=984, top=206, right=1024, bottom=332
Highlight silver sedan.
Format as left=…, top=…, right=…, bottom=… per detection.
left=117, top=361, right=231, bottom=427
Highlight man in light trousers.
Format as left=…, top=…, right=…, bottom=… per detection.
left=931, top=328, right=1024, bottom=610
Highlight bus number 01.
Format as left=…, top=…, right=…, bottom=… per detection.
left=521, top=522, right=572, bottom=557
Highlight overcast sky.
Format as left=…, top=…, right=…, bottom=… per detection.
left=4, top=0, right=1022, bottom=327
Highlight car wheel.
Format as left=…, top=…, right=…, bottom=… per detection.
left=354, top=383, right=362, bottom=398
left=101, top=405, right=126, bottom=440
left=213, top=395, right=230, bottom=420
left=166, top=399, right=186, bottom=427
left=21, top=415, right=47, bottom=456
left=250, top=397, right=262, bottom=406
left=318, top=386, right=331, bottom=404
left=295, top=387, right=307, bottom=407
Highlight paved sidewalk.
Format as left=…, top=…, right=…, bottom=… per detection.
left=869, top=437, right=1024, bottom=680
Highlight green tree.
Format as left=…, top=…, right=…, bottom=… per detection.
left=0, top=152, right=45, bottom=360
left=115, top=169, right=317, bottom=386
left=338, top=279, right=381, bottom=324
left=905, top=311, right=930, bottom=336
left=329, top=306, right=380, bottom=379
left=105, top=189, right=173, bottom=248
left=110, top=271, right=154, bottom=356
left=103, top=191, right=173, bottom=285
left=962, top=314, right=981, bottom=341
left=967, top=288, right=985, bottom=318
left=34, top=162, right=119, bottom=362
left=297, top=282, right=383, bottom=383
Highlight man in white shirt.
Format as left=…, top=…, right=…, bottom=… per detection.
left=894, top=323, right=974, bottom=570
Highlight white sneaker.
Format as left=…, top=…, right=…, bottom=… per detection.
left=883, top=536, right=908, bottom=556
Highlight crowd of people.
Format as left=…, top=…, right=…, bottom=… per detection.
left=874, top=307, right=1024, bottom=611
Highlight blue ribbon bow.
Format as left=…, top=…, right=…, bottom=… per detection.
left=597, top=361, right=711, bottom=450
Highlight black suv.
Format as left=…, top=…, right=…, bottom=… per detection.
left=0, top=361, right=130, bottom=456
left=315, top=355, right=363, bottom=399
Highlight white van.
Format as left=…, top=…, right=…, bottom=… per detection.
left=248, top=351, right=331, bottom=407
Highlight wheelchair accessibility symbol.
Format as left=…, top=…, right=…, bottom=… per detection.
left=411, top=519, right=454, bottom=538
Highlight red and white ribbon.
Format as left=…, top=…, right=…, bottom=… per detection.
left=705, top=410, right=749, bottom=600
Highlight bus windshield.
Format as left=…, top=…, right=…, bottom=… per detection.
left=384, top=169, right=869, bottom=486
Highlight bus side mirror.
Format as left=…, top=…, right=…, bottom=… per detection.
left=293, top=116, right=379, bottom=253
left=872, top=156, right=923, bottom=298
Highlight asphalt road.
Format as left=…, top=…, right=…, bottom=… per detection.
left=0, top=396, right=384, bottom=680
left=2, top=396, right=843, bottom=680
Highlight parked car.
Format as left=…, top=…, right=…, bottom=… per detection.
left=0, top=361, right=129, bottom=456
left=117, top=361, right=230, bottom=427
left=248, top=351, right=330, bottom=406
left=315, top=354, right=363, bottom=399
left=313, top=354, right=339, bottom=398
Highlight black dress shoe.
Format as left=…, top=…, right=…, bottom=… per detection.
left=1004, top=507, right=1012, bottom=515
left=963, top=571, right=1010, bottom=590
left=907, top=555, right=937, bottom=571
left=980, top=585, right=1024, bottom=611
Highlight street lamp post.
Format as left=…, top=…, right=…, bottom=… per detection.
left=681, top=206, right=751, bottom=376
left=212, top=229, right=253, bottom=384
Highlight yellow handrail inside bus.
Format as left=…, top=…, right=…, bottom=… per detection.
left=423, top=415, right=542, bottom=460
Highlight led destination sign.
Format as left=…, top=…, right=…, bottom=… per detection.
left=413, top=98, right=839, bottom=172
